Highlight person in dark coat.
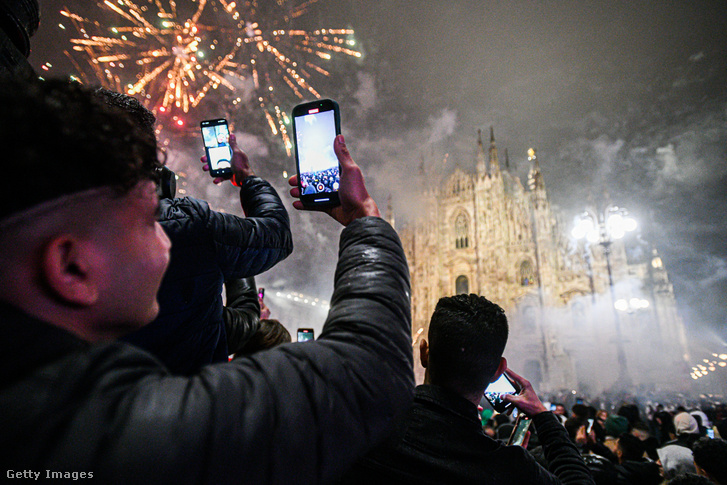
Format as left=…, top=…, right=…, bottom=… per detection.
left=0, top=79, right=414, bottom=484
left=94, top=88, right=293, bottom=375
left=339, top=294, right=595, bottom=485
left=614, top=433, right=662, bottom=485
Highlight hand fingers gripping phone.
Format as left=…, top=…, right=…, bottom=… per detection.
left=291, top=99, right=341, bottom=208
left=297, top=328, right=314, bottom=342
left=484, top=372, right=519, bottom=413
left=200, top=118, right=233, bottom=178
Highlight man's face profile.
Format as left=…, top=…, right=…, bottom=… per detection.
left=91, top=181, right=171, bottom=334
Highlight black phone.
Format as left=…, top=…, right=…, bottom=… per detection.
left=297, top=328, right=314, bottom=342
left=200, top=118, right=233, bottom=178
left=291, top=99, right=341, bottom=208
left=507, top=413, right=532, bottom=446
left=484, top=372, right=519, bottom=413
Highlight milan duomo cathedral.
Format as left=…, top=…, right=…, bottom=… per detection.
left=394, top=129, right=690, bottom=393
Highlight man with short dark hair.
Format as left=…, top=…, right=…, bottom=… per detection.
left=340, top=293, right=594, bottom=484
left=94, top=87, right=292, bottom=374
left=614, top=433, right=662, bottom=484
left=0, top=78, right=414, bottom=484
left=693, top=437, right=727, bottom=484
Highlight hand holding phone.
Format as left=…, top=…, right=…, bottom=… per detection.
left=292, top=99, right=341, bottom=208
left=498, top=367, right=549, bottom=418
left=289, top=135, right=380, bottom=226
left=484, top=372, right=519, bottom=413
left=200, top=121, right=253, bottom=184
left=201, top=118, right=232, bottom=178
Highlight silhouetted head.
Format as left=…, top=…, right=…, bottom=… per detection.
left=692, top=437, right=727, bottom=485
left=424, top=294, right=508, bottom=396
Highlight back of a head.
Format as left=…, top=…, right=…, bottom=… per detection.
left=674, top=412, right=700, bottom=437
left=427, top=294, right=508, bottom=395
left=692, top=437, right=727, bottom=484
left=572, top=403, right=589, bottom=420
left=618, top=403, right=641, bottom=427
left=93, top=87, right=157, bottom=140
left=618, top=432, right=646, bottom=462
left=565, top=416, right=587, bottom=442
left=236, top=319, right=292, bottom=356
left=605, top=415, right=631, bottom=438
left=0, top=78, right=160, bottom=224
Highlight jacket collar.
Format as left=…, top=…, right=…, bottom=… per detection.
left=0, top=301, right=88, bottom=386
left=415, top=384, right=481, bottom=425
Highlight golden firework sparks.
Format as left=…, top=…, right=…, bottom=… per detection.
left=62, top=0, right=361, bottom=155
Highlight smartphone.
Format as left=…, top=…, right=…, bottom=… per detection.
left=297, top=328, right=314, bottom=342
left=258, top=288, right=264, bottom=300
left=507, top=414, right=532, bottom=446
left=200, top=118, right=233, bottom=178
left=484, top=372, right=519, bottom=413
left=706, top=428, right=715, bottom=439
left=586, top=418, right=595, bottom=434
left=291, top=99, right=341, bottom=208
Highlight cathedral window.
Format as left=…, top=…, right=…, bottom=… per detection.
left=455, top=275, right=469, bottom=294
left=520, top=260, right=535, bottom=286
left=454, top=213, right=469, bottom=249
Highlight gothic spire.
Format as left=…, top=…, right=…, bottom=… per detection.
left=489, top=126, right=500, bottom=176
left=476, top=129, right=487, bottom=176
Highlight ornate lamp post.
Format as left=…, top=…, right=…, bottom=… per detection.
left=572, top=205, right=637, bottom=387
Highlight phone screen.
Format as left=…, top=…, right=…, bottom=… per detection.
left=292, top=99, right=341, bottom=207
left=297, top=328, right=314, bottom=342
left=484, top=373, right=518, bottom=413
left=258, top=288, right=265, bottom=300
left=200, top=119, right=232, bottom=177
left=586, top=418, right=594, bottom=434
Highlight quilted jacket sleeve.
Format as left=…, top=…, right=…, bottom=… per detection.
left=223, top=277, right=261, bottom=354
left=205, top=175, right=293, bottom=279
left=90, top=216, right=414, bottom=484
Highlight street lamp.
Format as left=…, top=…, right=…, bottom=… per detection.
left=614, top=298, right=650, bottom=313
left=572, top=205, right=637, bottom=387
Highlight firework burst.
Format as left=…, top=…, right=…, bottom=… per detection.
left=62, top=0, right=361, bottom=153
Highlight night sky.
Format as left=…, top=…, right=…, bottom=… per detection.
left=28, top=1, right=727, bottom=356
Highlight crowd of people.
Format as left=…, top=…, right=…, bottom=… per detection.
left=299, top=166, right=341, bottom=195
left=0, top=3, right=725, bottom=484
left=479, top=396, right=727, bottom=484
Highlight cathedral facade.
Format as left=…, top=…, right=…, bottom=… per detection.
left=397, top=129, right=690, bottom=393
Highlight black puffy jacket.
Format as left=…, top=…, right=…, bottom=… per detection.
left=123, top=176, right=292, bottom=374
left=0, top=216, right=414, bottom=484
